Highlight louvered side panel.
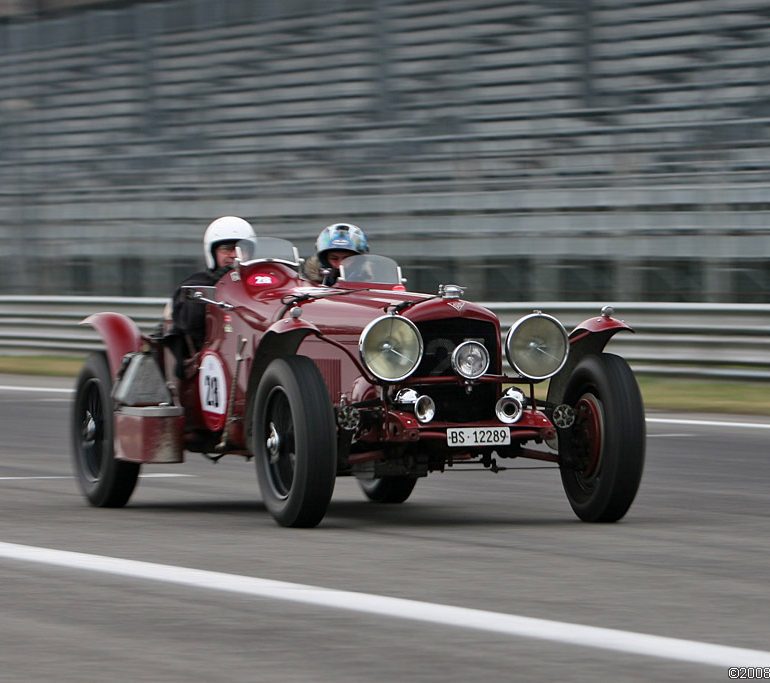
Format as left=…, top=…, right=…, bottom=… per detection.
left=314, top=357, right=341, bottom=404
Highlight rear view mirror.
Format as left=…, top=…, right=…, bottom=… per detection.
left=183, top=285, right=217, bottom=303
left=181, top=285, right=233, bottom=310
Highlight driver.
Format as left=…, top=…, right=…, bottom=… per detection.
left=169, top=216, right=256, bottom=377
left=304, top=223, right=369, bottom=285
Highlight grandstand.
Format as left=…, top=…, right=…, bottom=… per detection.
left=0, top=0, right=769, bottom=301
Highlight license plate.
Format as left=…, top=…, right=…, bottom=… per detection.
left=446, top=427, right=511, bottom=447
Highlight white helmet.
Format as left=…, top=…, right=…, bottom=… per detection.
left=203, top=216, right=256, bottom=269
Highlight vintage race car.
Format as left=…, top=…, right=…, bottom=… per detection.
left=72, top=236, right=645, bottom=527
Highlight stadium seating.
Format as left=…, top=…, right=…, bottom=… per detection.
left=1, top=0, right=769, bottom=299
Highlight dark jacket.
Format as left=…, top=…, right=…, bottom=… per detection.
left=171, top=269, right=222, bottom=350
left=168, top=266, right=230, bottom=377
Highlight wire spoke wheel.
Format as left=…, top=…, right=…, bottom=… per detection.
left=71, top=353, right=140, bottom=507
left=570, top=392, right=605, bottom=494
left=559, top=353, right=645, bottom=523
left=79, top=378, right=104, bottom=481
left=263, top=390, right=297, bottom=499
left=252, top=356, right=337, bottom=528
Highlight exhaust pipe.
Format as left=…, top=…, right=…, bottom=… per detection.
left=495, top=387, right=526, bottom=424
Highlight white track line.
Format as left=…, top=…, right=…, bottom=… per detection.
left=1, top=541, right=768, bottom=668
left=0, top=476, right=72, bottom=481
left=647, top=417, right=770, bottom=430
left=0, top=385, right=73, bottom=394
left=0, top=474, right=193, bottom=481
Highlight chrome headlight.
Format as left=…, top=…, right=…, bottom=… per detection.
left=451, top=340, right=490, bottom=380
left=505, top=312, right=569, bottom=380
left=359, top=315, right=423, bottom=382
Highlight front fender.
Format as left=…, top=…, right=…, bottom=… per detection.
left=245, top=321, right=322, bottom=442
left=570, top=311, right=634, bottom=339
left=81, top=312, right=143, bottom=380
left=264, top=316, right=321, bottom=338
left=546, top=312, right=634, bottom=407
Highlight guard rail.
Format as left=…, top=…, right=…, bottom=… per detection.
left=0, top=296, right=768, bottom=380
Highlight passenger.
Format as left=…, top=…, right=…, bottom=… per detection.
left=304, top=223, right=369, bottom=286
left=169, top=216, right=256, bottom=377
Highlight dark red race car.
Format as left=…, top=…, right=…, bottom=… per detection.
left=72, top=237, right=645, bottom=527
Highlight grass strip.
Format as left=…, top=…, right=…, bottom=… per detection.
left=0, top=355, right=86, bottom=377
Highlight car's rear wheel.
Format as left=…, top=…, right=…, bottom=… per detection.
left=358, top=476, right=417, bottom=503
left=71, top=352, right=140, bottom=507
left=252, top=356, right=337, bottom=528
left=559, top=353, right=645, bottom=522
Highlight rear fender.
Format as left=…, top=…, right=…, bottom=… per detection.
left=546, top=312, right=634, bottom=406
left=82, top=312, right=143, bottom=380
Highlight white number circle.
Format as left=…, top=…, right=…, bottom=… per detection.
left=199, top=353, right=227, bottom=416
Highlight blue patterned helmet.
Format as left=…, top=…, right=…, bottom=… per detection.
left=316, top=223, right=369, bottom=267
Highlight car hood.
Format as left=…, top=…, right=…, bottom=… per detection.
left=297, top=287, right=499, bottom=335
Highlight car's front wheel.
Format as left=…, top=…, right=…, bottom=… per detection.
left=71, top=352, right=140, bottom=507
left=559, top=353, right=645, bottom=522
left=251, top=356, right=337, bottom=528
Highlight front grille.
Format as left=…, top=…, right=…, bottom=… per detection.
left=413, top=318, right=500, bottom=422
left=415, top=318, right=500, bottom=377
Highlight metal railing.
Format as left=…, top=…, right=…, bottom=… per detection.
left=1, top=296, right=768, bottom=380
left=0, top=296, right=168, bottom=354
left=485, top=302, right=770, bottom=381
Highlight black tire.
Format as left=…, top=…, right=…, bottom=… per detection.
left=559, top=353, right=645, bottom=523
left=358, top=476, right=418, bottom=504
left=71, top=352, right=140, bottom=507
left=251, top=356, right=337, bottom=528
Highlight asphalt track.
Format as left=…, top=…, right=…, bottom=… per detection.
left=1, top=374, right=769, bottom=682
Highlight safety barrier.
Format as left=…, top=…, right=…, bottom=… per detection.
left=0, top=296, right=168, bottom=354
left=486, top=302, right=770, bottom=381
left=1, top=296, right=768, bottom=380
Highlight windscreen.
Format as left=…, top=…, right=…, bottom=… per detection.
left=237, top=237, right=298, bottom=265
left=339, top=254, right=402, bottom=284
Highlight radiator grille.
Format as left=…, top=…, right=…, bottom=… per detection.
left=413, top=318, right=500, bottom=422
